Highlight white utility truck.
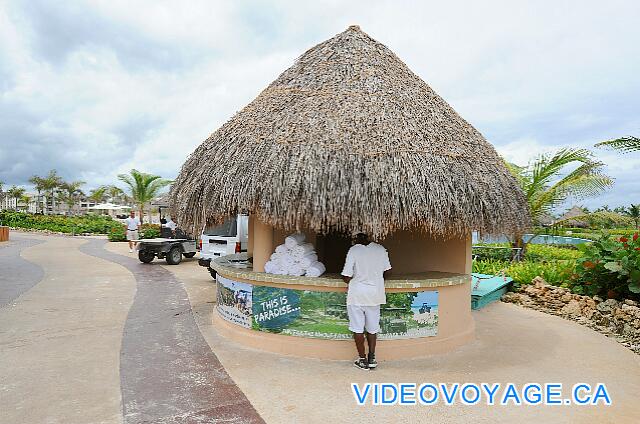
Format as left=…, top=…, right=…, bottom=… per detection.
left=198, top=215, right=249, bottom=277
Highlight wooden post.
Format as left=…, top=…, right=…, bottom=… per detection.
left=0, top=226, right=9, bottom=242
left=252, top=218, right=273, bottom=272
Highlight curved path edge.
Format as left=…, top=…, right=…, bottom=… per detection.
left=80, top=239, right=264, bottom=424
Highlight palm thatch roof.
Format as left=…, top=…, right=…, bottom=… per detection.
left=556, top=206, right=589, bottom=228
left=171, top=25, right=530, bottom=239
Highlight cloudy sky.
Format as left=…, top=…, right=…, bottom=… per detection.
left=1, top=0, right=638, bottom=211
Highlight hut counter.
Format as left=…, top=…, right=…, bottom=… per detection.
left=211, top=253, right=474, bottom=360
left=211, top=254, right=471, bottom=290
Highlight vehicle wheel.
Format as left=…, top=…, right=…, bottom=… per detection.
left=138, top=250, right=155, bottom=263
left=183, top=252, right=196, bottom=258
left=166, top=246, right=183, bottom=265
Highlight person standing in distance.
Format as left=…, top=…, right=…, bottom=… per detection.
left=125, top=210, right=141, bottom=253
left=341, top=232, right=392, bottom=370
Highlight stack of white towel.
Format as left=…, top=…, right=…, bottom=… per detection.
left=264, top=233, right=326, bottom=277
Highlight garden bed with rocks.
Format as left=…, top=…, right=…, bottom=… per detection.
left=502, top=277, right=640, bottom=354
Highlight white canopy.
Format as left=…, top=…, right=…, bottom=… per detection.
left=88, top=203, right=131, bottom=211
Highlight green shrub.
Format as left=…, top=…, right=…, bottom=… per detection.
left=0, top=210, right=122, bottom=235
left=473, top=259, right=575, bottom=288
left=473, top=243, right=583, bottom=261
left=140, top=223, right=160, bottom=239
left=567, top=233, right=640, bottom=300
left=108, top=225, right=126, bottom=242
left=525, top=244, right=583, bottom=261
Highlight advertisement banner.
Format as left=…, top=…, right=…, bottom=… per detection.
left=216, top=275, right=438, bottom=339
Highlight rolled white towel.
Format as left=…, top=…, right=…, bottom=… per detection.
left=264, top=260, right=277, bottom=274
left=284, top=233, right=305, bottom=248
left=279, top=255, right=295, bottom=268
left=265, top=261, right=286, bottom=275
left=270, top=252, right=283, bottom=261
left=305, top=261, right=326, bottom=278
left=299, top=252, right=318, bottom=269
left=287, top=264, right=305, bottom=276
left=292, top=243, right=314, bottom=258
left=275, top=244, right=288, bottom=254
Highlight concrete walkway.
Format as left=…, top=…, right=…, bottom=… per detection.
left=1, top=232, right=640, bottom=423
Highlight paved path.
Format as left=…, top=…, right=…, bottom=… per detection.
left=0, top=234, right=44, bottom=307
left=81, top=239, right=262, bottom=424
left=2, top=232, right=640, bottom=424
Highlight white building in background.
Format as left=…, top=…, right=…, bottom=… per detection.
left=0, top=192, right=40, bottom=213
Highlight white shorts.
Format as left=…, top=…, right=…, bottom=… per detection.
left=347, top=305, right=381, bottom=334
left=126, top=230, right=139, bottom=241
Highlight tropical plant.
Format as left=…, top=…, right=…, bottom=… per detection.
left=28, top=175, right=46, bottom=213
left=117, top=169, right=171, bottom=223
left=88, top=186, right=108, bottom=204
left=624, top=204, right=640, bottom=230
left=58, top=180, right=85, bottom=214
left=0, top=210, right=122, bottom=234
left=106, top=185, right=126, bottom=204
left=505, top=148, right=613, bottom=251
left=6, top=185, right=26, bottom=210
left=596, top=136, right=640, bottom=153
left=568, top=233, right=640, bottom=300
left=32, top=170, right=63, bottom=214
left=20, top=194, right=31, bottom=211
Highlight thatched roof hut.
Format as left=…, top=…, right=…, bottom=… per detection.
left=172, top=25, right=530, bottom=239
left=557, top=206, right=589, bottom=228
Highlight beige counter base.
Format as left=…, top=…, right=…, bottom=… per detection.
left=213, top=311, right=475, bottom=360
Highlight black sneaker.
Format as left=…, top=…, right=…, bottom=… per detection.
left=368, top=353, right=377, bottom=369
left=353, top=357, right=369, bottom=371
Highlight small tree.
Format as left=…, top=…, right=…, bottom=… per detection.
left=35, top=170, right=63, bottom=214
left=28, top=175, right=46, bottom=213
left=625, top=204, right=640, bottom=230
left=506, top=148, right=612, bottom=252
left=58, top=180, right=85, bottom=215
left=7, top=185, right=26, bottom=211
left=117, top=169, right=172, bottom=223
left=88, top=186, right=107, bottom=204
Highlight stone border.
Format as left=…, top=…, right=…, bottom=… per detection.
left=501, top=277, right=640, bottom=354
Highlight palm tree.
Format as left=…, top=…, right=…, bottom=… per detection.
left=625, top=204, right=640, bottom=229
left=596, top=136, right=640, bottom=153
left=6, top=185, right=26, bottom=211
left=58, top=181, right=85, bottom=215
left=28, top=175, right=46, bottom=213
left=19, top=194, right=31, bottom=212
left=88, top=186, right=107, bottom=204
left=117, top=169, right=172, bottom=223
left=506, top=148, right=613, bottom=251
left=106, top=185, right=126, bottom=204
left=35, top=170, right=63, bottom=214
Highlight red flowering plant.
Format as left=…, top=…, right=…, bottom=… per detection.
left=567, top=232, right=640, bottom=299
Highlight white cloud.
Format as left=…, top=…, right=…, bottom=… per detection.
left=0, top=0, right=639, bottom=209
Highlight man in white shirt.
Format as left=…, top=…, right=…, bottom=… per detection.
left=163, top=216, right=177, bottom=231
left=162, top=216, right=177, bottom=236
left=341, top=232, right=392, bottom=371
left=124, top=210, right=141, bottom=253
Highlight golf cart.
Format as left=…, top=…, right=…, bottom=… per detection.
left=137, top=195, right=197, bottom=265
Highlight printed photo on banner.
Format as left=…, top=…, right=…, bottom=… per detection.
left=215, top=276, right=440, bottom=340
left=216, top=275, right=253, bottom=329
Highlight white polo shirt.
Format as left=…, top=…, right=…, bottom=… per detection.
left=125, top=216, right=140, bottom=231
left=341, top=242, right=392, bottom=306
left=163, top=220, right=177, bottom=230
